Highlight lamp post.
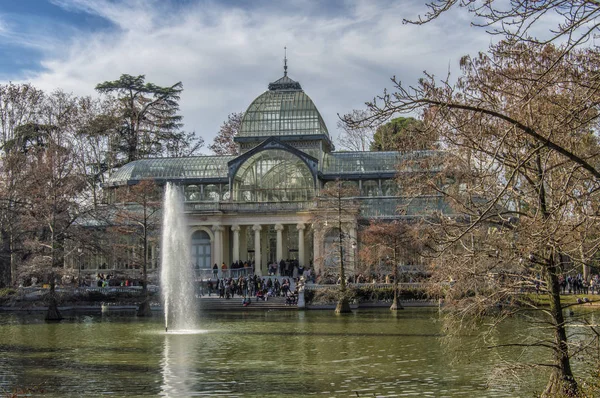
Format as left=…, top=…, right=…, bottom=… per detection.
left=351, top=242, right=357, bottom=277
left=77, top=248, right=82, bottom=287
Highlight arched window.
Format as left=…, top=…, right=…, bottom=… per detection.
left=233, top=149, right=315, bottom=202
left=362, top=180, right=379, bottom=197
left=191, top=230, right=211, bottom=269
left=203, top=184, right=220, bottom=201
left=185, top=185, right=200, bottom=202
left=221, top=184, right=230, bottom=201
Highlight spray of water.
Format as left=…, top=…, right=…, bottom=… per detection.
left=160, top=183, right=198, bottom=331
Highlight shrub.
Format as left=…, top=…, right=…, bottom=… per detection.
left=0, top=288, right=17, bottom=305
left=304, top=286, right=430, bottom=305
left=0, top=288, right=16, bottom=298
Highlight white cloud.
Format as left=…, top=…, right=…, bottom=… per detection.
left=4, top=0, right=492, bottom=151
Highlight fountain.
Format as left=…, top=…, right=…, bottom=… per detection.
left=160, top=182, right=198, bottom=332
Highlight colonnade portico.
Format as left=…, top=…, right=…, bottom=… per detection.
left=195, top=220, right=312, bottom=276
left=102, top=69, right=444, bottom=284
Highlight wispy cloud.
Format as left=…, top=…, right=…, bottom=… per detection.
left=1, top=0, right=491, bottom=150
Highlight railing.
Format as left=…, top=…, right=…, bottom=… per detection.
left=195, top=267, right=253, bottom=280
left=17, top=282, right=423, bottom=300
left=73, top=286, right=160, bottom=293
left=185, top=201, right=317, bottom=213
left=304, top=282, right=424, bottom=290
left=18, top=285, right=159, bottom=298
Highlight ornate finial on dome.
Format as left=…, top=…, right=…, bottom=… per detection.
left=284, top=46, right=288, bottom=76
left=268, top=48, right=302, bottom=91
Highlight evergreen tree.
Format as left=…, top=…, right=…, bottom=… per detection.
left=370, top=117, right=436, bottom=152
left=96, top=74, right=201, bottom=165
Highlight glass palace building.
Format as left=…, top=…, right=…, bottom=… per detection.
left=104, top=70, right=446, bottom=277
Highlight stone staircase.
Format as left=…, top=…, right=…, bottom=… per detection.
left=197, top=295, right=295, bottom=310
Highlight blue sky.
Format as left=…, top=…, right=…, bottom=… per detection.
left=0, top=0, right=491, bottom=150
left=0, top=0, right=113, bottom=74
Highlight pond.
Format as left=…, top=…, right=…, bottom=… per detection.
left=0, top=308, right=591, bottom=397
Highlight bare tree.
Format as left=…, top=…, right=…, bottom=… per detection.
left=314, top=179, right=360, bottom=313
left=336, top=109, right=374, bottom=152
left=209, top=112, right=243, bottom=155
left=408, top=1, right=600, bottom=52
left=110, top=180, right=161, bottom=316
left=0, top=83, right=45, bottom=287
left=360, top=220, right=422, bottom=310
left=344, top=41, right=600, bottom=395
left=0, top=83, right=45, bottom=151
left=13, top=92, right=88, bottom=319
left=72, top=96, right=120, bottom=210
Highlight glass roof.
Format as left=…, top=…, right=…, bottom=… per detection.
left=105, top=156, right=235, bottom=186
left=232, top=149, right=315, bottom=202
left=238, top=86, right=329, bottom=139
left=105, top=150, right=444, bottom=186
left=322, top=150, right=440, bottom=174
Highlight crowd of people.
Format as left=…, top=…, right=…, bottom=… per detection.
left=200, top=275, right=298, bottom=304
left=267, top=259, right=306, bottom=278
left=212, top=259, right=314, bottom=281
left=559, top=274, right=600, bottom=295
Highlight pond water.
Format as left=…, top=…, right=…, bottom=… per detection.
left=0, top=308, right=589, bottom=397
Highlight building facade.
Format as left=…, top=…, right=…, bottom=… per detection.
left=103, top=70, right=447, bottom=278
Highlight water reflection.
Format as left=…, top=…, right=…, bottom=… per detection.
left=160, top=334, right=199, bottom=397
left=4, top=309, right=595, bottom=396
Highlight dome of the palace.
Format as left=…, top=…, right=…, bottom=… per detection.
left=238, top=73, right=329, bottom=139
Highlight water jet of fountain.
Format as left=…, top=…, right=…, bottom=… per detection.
left=160, top=183, right=198, bottom=332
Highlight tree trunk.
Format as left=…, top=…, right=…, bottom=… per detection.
left=137, top=298, right=152, bottom=317
left=390, top=262, right=403, bottom=311
left=45, top=276, right=62, bottom=321
left=136, top=279, right=152, bottom=317
left=137, top=220, right=152, bottom=317
left=390, top=289, right=403, bottom=310
left=542, top=255, right=577, bottom=397
left=335, top=192, right=352, bottom=314
left=10, top=232, right=16, bottom=286
left=335, top=263, right=351, bottom=314
left=335, top=297, right=352, bottom=314
left=0, top=229, right=11, bottom=287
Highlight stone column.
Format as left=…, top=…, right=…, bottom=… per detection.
left=260, top=228, right=268, bottom=274
left=253, top=224, right=262, bottom=276
left=239, top=226, right=248, bottom=263
left=282, top=226, right=289, bottom=260
left=297, top=223, right=306, bottom=268
left=313, top=224, right=325, bottom=275
left=275, top=223, right=284, bottom=263
left=231, top=225, right=241, bottom=263
left=212, top=224, right=223, bottom=275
